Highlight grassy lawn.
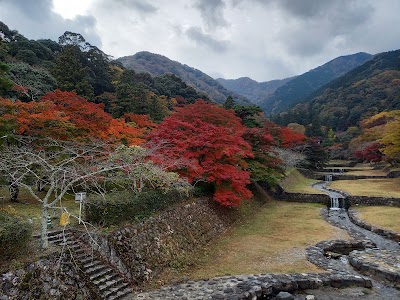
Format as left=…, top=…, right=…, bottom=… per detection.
left=325, top=160, right=354, bottom=166
left=0, top=187, right=81, bottom=234
left=345, top=169, right=387, bottom=176
left=329, top=178, right=400, bottom=198
left=355, top=206, right=400, bottom=233
left=280, top=169, right=324, bottom=194
left=163, top=201, right=349, bottom=282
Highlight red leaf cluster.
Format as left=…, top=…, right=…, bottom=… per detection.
left=149, top=100, right=253, bottom=206
left=354, top=142, right=384, bottom=162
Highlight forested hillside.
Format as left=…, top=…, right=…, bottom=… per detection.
left=117, top=51, right=251, bottom=105
left=0, top=22, right=208, bottom=121
left=261, top=52, right=373, bottom=115
left=274, top=49, right=400, bottom=134
left=216, top=76, right=294, bottom=104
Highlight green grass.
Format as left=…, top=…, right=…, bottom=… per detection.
left=0, top=187, right=81, bottom=234
left=159, top=200, right=349, bottom=283
left=355, top=206, right=400, bottom=233
left=329, top=178, right=400, bottom=198
left=280, top=169, right=324, bottom=194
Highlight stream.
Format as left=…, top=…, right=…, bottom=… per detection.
left=310, top=180, right=400, bottom=299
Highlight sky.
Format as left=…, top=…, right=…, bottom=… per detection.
left=0, top=0, right=400, bottom=82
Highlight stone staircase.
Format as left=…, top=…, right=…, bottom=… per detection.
left=47, top=229, right=134, bottom=300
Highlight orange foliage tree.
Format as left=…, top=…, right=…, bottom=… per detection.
left=0, top=90, right=145, bottom=145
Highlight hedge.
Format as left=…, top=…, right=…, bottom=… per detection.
left=85, top=189, right=188, bottom=226
left=0, top=210, right=32, bottom=259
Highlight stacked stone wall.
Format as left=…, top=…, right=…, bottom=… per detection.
left=348, top=209, right=400, bottom=242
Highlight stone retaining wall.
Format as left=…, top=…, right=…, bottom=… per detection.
left=110, top=198, right=235, bottom=285
left=387, top=170, right=400, bottom=178
left=348, top=209, right=400, bottom=242
left=133, top=273, right=372, bottom=299
left=273, top=188, right=330, bottom=205
left=349, top=249, right=400, bottom=285
left=348, top=196, right=400, bottom=207
left=0, top=254, right=93, bottom=300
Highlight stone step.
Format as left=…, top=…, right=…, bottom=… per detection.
left=73, top=248, right=87, bottom=256
left=48, top=235, right=74, bottom=245
left=99, top=277, right=124, bottom=292
left=93, top=273, right=119, bottom=286
left=89, top=268, right=113, bottom=281
left=102, top=282, right=130, bottom=299
left=80, top=256, right=98, bottom=265
left=85, top=264, right=109, bottom=275
left=83, top=260, right=103, bottom=270
left=60, top=241, right=81, bottom=250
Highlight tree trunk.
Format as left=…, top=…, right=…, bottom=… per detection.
left=9, top=183, right=19, bottom=202
left=41, top=205, right=49, bottom=249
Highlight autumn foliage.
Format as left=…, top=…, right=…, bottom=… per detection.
left=354, top=142, right=384, bottom=163
left=350, top=110, right=400, bottom=164
left=149, top=100, right=253, bottom=206
left=0, top=90, right=145, bottom=145
left=280, top=126, right=306, bottom=148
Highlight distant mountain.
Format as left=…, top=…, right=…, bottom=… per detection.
left=261, top=52, right=373, bottom=115
left=117, top=51, right=251, bottom=105
left=216, top=76, right=294, bottom=104
left=274, top=49, right=400, bottom=132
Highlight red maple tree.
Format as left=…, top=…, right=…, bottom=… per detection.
left=149, top=100, right=253, bottom=206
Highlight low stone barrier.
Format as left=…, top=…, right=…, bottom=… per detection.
left=348, top=209, right=400, bottom=242
left=348, top=196, right=400, bottom=207
left=387, top=170, right=400, bottom=178
left=306, top=239, right=374, bottom=272
left=133, top=272, right=372, bottom=299
left=273, top=189, right=330, bottom=205
left=349, top=249, right=400, bottom=285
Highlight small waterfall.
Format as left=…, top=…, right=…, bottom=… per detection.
left=325, top=174, right=333, bottom=181
left=330, top=197, right=340, bottom=210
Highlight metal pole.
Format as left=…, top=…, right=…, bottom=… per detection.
left=79, top=195, right=82, bottom=224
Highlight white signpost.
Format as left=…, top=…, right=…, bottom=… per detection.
left=75, top=192, right=86, bottom=224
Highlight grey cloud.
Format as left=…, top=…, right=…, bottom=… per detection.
left=194, top=0, right=228, bottom=30
left=270, top=0, right=373, bottom=57
left=113, top=0, right=158, bottom=14
left=186, top=26, right=229, bottom=52
left=277, top=0, right=336, bottom=18
left=0, top=0, right=101, bottom=47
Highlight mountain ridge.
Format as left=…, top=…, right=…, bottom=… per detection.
left=273, top=49, right=400, bottom=133
left=216, top=76, right=295, bottom=104
left=261, top=52, right=373, bottom=115
left=117, top=51, right=251, bottom=105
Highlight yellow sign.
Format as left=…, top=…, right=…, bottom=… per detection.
left=59, top=211, right=70, bottom=226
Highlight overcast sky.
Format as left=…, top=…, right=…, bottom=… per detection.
left=1, top=0, right=400, bottom=81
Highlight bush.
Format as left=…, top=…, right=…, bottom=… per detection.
left=0, top=210, right=32, bottom=259
left=85, top=189, right=188, bottom=226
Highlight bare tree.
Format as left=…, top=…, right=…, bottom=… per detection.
left=0, top=136, right=190, bottom=249
left=274, top=147, right=306, bottom=170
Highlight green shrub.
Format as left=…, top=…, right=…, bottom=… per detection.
left=0, top=211, right=32, bottom=259
left=85, top=189, right=188, bottom=226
